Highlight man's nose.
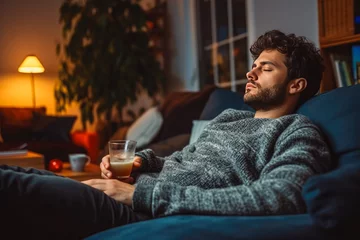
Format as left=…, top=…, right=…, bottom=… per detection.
left=246, top=69, right=257, bottom=81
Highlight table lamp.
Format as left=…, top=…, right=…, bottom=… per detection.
left=18, top=55, right=45, bottom=107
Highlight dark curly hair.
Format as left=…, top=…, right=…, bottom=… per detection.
left=250, top=30, right=325, bottom=105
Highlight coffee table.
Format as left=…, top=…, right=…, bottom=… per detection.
left=58, top=162, right=101, bottom=181
left=0, top=151, right=44, bottom=169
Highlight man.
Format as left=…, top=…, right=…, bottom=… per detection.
left=0, top=30, right=331, bottom=239
left=87, top=29, right=331, bottom=217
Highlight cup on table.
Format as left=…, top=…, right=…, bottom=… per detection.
left=68, top=153, right=91, bottom=172
left=108, top=140, right=137, bottom=179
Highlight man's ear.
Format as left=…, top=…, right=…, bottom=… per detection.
left=288, top=78, right=307, bottom=95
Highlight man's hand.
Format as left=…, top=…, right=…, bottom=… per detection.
left=100, top=155, right=143, bottom=183
left=82, top=179, right=135, bottom=206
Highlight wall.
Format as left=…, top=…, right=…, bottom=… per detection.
left=166, top=0, right=199, bottom=91
left=0, top=0, right=86, bottom=130
left=246, top=0, right=319, bottom=68
left=0, top=0, right=62, bottom=109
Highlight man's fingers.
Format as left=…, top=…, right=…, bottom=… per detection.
left=82, top=179, right=104, bottom=189
left=102, top=155, right=111, bottom=168
left=101, top=172, right=109, bottom=179
left=132, top=156, right=142, bottom=170
left=133, top=161, right=141, bottom=167
left=100, top=163, right=112, bottom=179
left=100, top=155, right=113, bottom=179
left=100, top=162, right=106, bottom=171
left=82, top=178, right=114, bottom=192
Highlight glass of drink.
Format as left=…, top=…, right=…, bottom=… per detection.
left=108, top=140, right=137, bottom=179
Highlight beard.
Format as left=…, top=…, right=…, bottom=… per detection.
left=244, top=81, right=288, bottom=111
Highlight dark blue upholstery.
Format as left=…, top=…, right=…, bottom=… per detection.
left=86, top=84, right=360, bottom=239
left=298, top=84, right=360, bottom=230
left=297, top=84, right=360, bottom=165
left=303, top=161, right=360, bottom=230
left=199, top=88, right=254, bottom=120
left=87, top=214, right=339, bottom=240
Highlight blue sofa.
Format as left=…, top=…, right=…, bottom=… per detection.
left=87, top=84, right=360, bottom=240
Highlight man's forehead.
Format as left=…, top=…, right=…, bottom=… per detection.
left=254, top=50, right=286, bottom=66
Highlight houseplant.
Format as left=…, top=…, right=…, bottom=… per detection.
left=55, top=0, right=166, bottom=130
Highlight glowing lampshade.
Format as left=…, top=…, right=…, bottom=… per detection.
left=18, top=55, right=45, bottom=107
left=18, top=55, right=45, bottom=73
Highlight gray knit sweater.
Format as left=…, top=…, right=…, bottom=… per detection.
left=133, top=109, right=331, bottom=218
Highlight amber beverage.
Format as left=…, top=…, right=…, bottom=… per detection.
left=108, top=140, right=137, bottom=179
left=109, top=155, right=134, bottom=178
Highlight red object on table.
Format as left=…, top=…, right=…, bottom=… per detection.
left=71, top=131, right=99, bottom=164
left=49, top=159, right=63, bottom=172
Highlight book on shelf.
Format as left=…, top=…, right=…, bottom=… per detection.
left=333, top=59, right=344, bottom=88
left=352, top=45, right=360, bottom=84
left=329, top=53, right=354, bottom=88
left=330, top=53, right=344, bottom=88
left=0, top=143, right=28, bottom=156
left=339, top=60, right=353, bottom=87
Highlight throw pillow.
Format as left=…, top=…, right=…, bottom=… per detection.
left=189, top=120, right=211, bottom=145
left=145, top=133, right=191, bottom=157
left=302, top=152, right=360, bottom=230
left=125, top=106, right=163, bottom=148
left=200, top=88, right=254, bottom=120
left=32, top=115, right=77, bottom=142
left=152, top=85, right=217, bottom=143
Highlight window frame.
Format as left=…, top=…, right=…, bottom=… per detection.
left=196, top=0, right=248, bottom=92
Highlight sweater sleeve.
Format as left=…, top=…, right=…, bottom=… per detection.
left=135, top=149, right=183, bottom=173
left=132, top=126, right=332, bottom=217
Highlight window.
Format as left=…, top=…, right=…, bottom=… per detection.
left=196, top=0, right=248, bottom=93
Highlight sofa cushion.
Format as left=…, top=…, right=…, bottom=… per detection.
left=199, top=88, right=254, bottom=120
left=0, top=107, right=46, bottom=142
left=86, top=214, right=340, bottom=240
left=151, top=85, right=216, bottom=143
left=298, top=84, right=360, bottom=230
left=143, top=133, right=190, bottom=157
left=302, top=155, right=360, bottom=230
left=296, top=84, right=360, bottom=166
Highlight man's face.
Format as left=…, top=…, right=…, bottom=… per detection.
left=244, top=50, right=289, bottom=111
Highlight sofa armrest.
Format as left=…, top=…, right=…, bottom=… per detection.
left=71, top=131, right=99, bottom=164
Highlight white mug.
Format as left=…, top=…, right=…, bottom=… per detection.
left=68, top=153, right=91, bottom=172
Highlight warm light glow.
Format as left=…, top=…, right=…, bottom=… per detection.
left=18, top=55, right=45, bottom=73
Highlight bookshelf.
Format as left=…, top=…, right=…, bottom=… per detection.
left=318, top=0, right=360, bottom=92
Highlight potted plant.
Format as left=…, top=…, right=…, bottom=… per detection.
left=55, top=0, right=166, bottom=130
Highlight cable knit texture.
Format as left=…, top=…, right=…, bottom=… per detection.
left=133, top=109, right=331, bottom=218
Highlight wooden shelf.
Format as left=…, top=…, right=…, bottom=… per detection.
left=320, top=34, right=360, bottom=48
left=317, top=0, right=360, bottom=91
